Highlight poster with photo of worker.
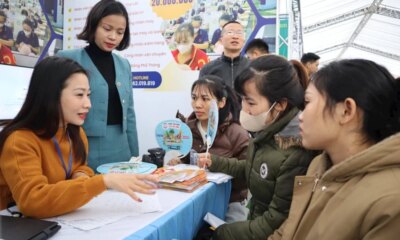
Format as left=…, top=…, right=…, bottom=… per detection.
left=0, top=0, right=55, bottom=67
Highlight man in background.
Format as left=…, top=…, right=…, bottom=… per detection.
left=199, top=20, right=249, bottom=88
left=301, top=52, right=320, bottom=76
left=244, top=38, right=269, bottom=60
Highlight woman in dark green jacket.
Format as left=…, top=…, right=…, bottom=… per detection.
left=198, top=55, right=316, bottom=240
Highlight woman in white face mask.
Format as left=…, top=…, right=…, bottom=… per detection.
left=197, top=55, right=317, bottom=240
left=268, top=60, right=400, bottom=240
left=15, top=18, right=39, bottom=55
left=171, top=23, right=209, bottom=70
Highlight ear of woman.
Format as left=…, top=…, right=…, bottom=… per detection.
left=274, top=100, right=288, bottom=112
left=338, top=98, right=358, bottom=125
left=273, top=99, right=288, bottom=119
left=218, top=97, right=226, bottom=109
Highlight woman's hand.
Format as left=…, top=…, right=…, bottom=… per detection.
left=71, top=171, right=90, bottom=179
left=103, top=174, right=159, bottom=202
left=167, top=158, right=182, bottom=166
left=197, top=153, right=212, bottom=168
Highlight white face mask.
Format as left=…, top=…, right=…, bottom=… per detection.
left=240, top=102, right=277, bottom=132
left=176, top=44, right=192, bottom=54
left=24, top=30, right=31, bottom=37
left=194, top=27, right=200, bottom=33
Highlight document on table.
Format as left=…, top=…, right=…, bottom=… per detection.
left=55, top=190, right=162, bottom=231
left=206, top=172, right=233, bottom=184
left=164, top=164, right=233, bottom=184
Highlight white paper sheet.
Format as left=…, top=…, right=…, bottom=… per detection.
left=206, top=172, right=233, bottom=184
left=203, top=212, right=226, bottom=229
left=55, top=190, right=162, bottom=231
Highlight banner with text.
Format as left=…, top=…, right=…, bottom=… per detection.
left=63, top=0, right=278, bottom=153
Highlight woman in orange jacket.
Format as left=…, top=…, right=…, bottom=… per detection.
left=0, top=56, right=158, bottom=218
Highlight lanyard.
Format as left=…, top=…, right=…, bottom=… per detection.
left=52, top=135, right=73, bottom=180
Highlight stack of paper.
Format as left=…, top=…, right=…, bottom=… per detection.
left=159, top=169, right=208, bottom=192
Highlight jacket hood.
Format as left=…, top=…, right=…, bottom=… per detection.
left=254, top=108, right=303, bottom=149
left=316, top=132, right=400, bottom=182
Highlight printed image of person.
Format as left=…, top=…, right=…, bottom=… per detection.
left=15, top=18, right=39, bottom=55
left=224, top=1, right=245, bottom=21
left=191, top=15, right=209, bottom=52
left=0, top=10, right=14, bottom=48
left=58, top=0, right=139, bottom=170
left=0, top=41, right=15, bottom=65
left=171, top=23, right=209, bottom=71
left=195, top=2, right=206, bottom=15
left=0, top=0, right=9, bottom=10
left=210, top=13, right=231, bottom=54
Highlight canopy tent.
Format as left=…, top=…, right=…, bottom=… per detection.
left=298, top=0, right=400, bottom=77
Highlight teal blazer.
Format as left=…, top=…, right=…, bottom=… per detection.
left=57, top=49, right=139, bottom=156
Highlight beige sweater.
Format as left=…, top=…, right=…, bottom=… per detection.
left=269, top=133, right=400, bottom=240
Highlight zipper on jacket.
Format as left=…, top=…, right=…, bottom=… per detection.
left=247, top=143, right=258, bottom=216
left=312, top=177, right=320, bottom=192
left=301, top=176, right=319, bottom=221
left=231, top=60, right=234, bottom=86
left=246, top=144, right=257, bottom=187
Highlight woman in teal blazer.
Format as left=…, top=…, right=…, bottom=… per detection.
left=58, top=0, right=138, bottom=170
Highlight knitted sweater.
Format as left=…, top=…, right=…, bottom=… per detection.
left=0, top=128, right=106, bottom=218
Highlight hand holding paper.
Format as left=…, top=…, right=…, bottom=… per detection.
left=204, top=212, right=226, bottom=229
left=197, top=152, right=212, bottom=168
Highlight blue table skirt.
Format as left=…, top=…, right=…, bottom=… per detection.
left=125, top=181, right=231, bottom=240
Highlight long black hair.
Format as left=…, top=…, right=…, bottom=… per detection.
left=0, top=56, right=89, bottom=163
left=77, top=0, right=130, bottom=50
left=191, top=75, right=240, bottom=125
left=312, top=59, right=400, bottom=143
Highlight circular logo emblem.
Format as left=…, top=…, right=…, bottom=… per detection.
left=260, top=163, right=268, bottom=179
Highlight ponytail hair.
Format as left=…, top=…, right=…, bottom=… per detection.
left=312, top=59, right=400, bottom=142
left=289, top=59, right=309, bottom=90
left=234, top=55, right=306, bottom=116
left=191, top=75, right=241, bottom=125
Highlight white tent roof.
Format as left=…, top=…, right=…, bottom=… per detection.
left=300, top=0, right=400, bottom=77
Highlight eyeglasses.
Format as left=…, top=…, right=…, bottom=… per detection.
left=223, top=30, right=244, bottom=36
